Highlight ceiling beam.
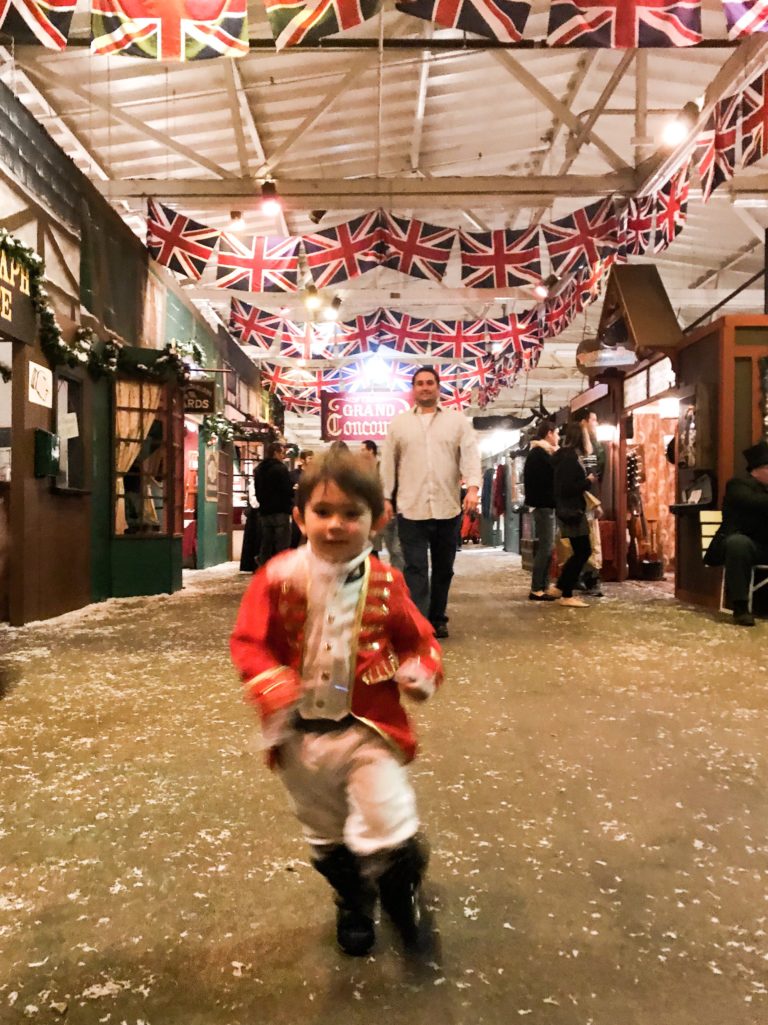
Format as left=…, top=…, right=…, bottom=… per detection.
left=489, top=49, right=630, bottom=173
left=98, top=171, right=637, bottom=207
left=409, top=25, right=433, bottom=175
left=688, top=237, right=762, bottom=288
left=21, top=64, right=239, bottom=180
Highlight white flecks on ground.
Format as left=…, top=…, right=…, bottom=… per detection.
left=1, top=553, right=767, bottom=1025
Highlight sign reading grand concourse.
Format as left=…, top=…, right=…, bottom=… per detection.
left=0, top=246, right=36, bottom=345
left=321, top=391, right=412, bottom=443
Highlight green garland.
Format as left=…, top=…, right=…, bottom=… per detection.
left=0, top=229, right=205, bottom=383
left=201, top=413, right=235, bottom=446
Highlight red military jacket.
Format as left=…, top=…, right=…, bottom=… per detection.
left=230, top=549, right=443, bottom=763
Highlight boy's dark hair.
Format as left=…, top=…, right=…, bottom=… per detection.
left=296, top=451, right=384, bottom=521
left=534, top=420, right=556, bottom=440
left=299, top=449, right=314, bottom=461
left=412, top=366, right=439, bottom=386
left=362, top=439, right=378, bottom=456
left=266, top=441, right=285, bottom=459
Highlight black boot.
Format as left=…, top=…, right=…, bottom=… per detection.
left=377, top=836, right=431, bottom=952
left=733, top=600, right=755, bottom=627
left=313, top=846, right=376, bottom=957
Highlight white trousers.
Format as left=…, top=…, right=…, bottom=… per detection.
left=277, top=723, right=419, bottom=857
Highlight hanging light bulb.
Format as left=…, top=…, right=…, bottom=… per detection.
left=304, top=284, right=322, bottom=311
left=322, top=295, right=343, bottom=321
left=260, top=181, right=282, bottom=217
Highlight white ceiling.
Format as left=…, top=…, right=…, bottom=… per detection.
left=4, top=1, right=768, bottom=445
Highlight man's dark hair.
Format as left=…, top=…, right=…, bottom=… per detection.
left=412, top=366, right=439, bottom=386
left=296, top=451, right=384, bottom=521
left=266, top=441, right=285, bottom=459
left=573, top=407, right=594, bottom=423
left=535, top=420, right=556, bottom=441
left=362, top=440, right=378, bottom=456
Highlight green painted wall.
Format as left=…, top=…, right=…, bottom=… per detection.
left=110, top=537, right=182, bottom=598
left=165, top=288, right=229, bottom=569
left=90, top=375, right=112, bottom=603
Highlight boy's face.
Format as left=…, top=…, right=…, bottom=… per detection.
left=294, top=480, right=374, bottom=563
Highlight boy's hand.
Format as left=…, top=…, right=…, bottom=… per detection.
left=261, top=705, right=296, bottom=748
left=395, top=657, right=436, bottom=703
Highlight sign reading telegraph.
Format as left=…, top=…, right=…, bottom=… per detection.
left=321, top=391, right=411, bottom=443
left=0, top=246, right=36, bottom=345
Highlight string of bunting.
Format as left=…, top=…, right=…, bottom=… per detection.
left=3, top=0, right=768, bottom=56
left=146, top=188, right=683, bottom=294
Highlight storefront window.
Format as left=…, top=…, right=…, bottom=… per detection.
left=217, top=445, right=231, bottom=536
left=113, top=378, right=182, bottom=536
left=55, top=372, right=86, bottom=490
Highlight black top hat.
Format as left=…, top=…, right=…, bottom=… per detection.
left=743, top=439, right=768, bottom=472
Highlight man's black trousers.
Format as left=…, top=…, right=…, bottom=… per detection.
left=397, top=514, right=461, bottom=627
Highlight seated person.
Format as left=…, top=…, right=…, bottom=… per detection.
left=705, top=440, right=768, bottom=626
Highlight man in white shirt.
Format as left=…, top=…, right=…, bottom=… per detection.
left=381, top=367, right=481, bottom=639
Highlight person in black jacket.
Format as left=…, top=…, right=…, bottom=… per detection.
left=705, top=439, right=768, bottom=627
left=253, top=441, right=294, bottom=567
left=523, top=421, right=559, bottom=601
left=552, top=422, right=595, bottom=608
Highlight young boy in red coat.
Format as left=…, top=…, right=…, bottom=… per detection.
left=230, top=450, right=443, bottom=957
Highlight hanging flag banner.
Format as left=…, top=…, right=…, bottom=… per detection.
left=0, top=0, right=75, bottom=51
left=321, top=391, right=412, bottom=443
left=542, top=197, right=621, bottom=277
left=546, top=0, right=702, bottom=47
left=146, top=200, right=220, bottom=280
left=653, top=164, right=690, bottom=253
left=263, top=0, right=380, bottom=50
left=303, top=212, right=384, bottom=288
left=396, top=0, right=531, bottom=42
left=91, top=0, right=249, bottom=59
left=216, top=232, right=300, bottom=292
left=723, top=0, right=768, bottom=38
left=380, top=211, right=456, bottom=283
left=459, top=226, right=542, bottom=289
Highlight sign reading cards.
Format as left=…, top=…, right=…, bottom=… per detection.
left=184, top=379, right=216, bottom=415
left=0, top=245, right=36, bottom=345
left=321, top=391, right=412, bottom=443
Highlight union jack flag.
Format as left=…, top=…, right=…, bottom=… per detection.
left=260, top=363, right=301, bottom=394
left=91, top=0, right=249, bottom=59
left=228, top=300, right=284, bottom=350
left=547, top=0, right=701, bottom=47
left=303, top=212, right=384, bottom=288
left=264, top=0, right=380, bottom=50
left=377, top=310, right=436, bottom=354
left=0, top=0, right=74, bottom=49
left=619, top=195, right=655, bottom=255
left=439, top=384, right=473, bottom=410
left=459, top=226, right=542, bottom=289
left=282, top=393, right=322, bottom=415
left=696, top=93, right=740, bottom=200
left=428, top=319, right=489, bottom=359
left=741, top=70, right=768, bottom=168
left=541, top=278, right=579, bottom=339
left=279, top=322, right=330, bottom=360
left=146, top=200, right=219, bottom=280
left=577, top=259, right=609, bottom=309
left=395, top=0, right=530, bottom=43
left=723, top=0, right=768, bottom=38
left=216, top=233, right=300, bottom=292
left=653, top=165, right=690, bottom=253
left=488, top=309, right=542, bottom=355
left=543, top=198, right=620, bottom=277
left=380, top=212, right=456, bottom=283
left=336, top=313, right=381, bottom=355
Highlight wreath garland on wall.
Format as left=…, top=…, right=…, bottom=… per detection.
left=0, top=227, right=204, bottom=383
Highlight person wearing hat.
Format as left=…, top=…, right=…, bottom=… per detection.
left=705, top=439, right=768, bottom=626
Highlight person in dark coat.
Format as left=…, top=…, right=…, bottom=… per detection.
left=705, top=439, right=768, bottom=627
left=552, top=422, right=594, bottom=608
left=253, top=441, right=294, bottom=566
left=523, top=420, right=559, bottom=601
left=289, top=450, right=314, bottom=548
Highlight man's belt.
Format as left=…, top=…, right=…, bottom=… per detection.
left=293, top=713, right=357, bottom=734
